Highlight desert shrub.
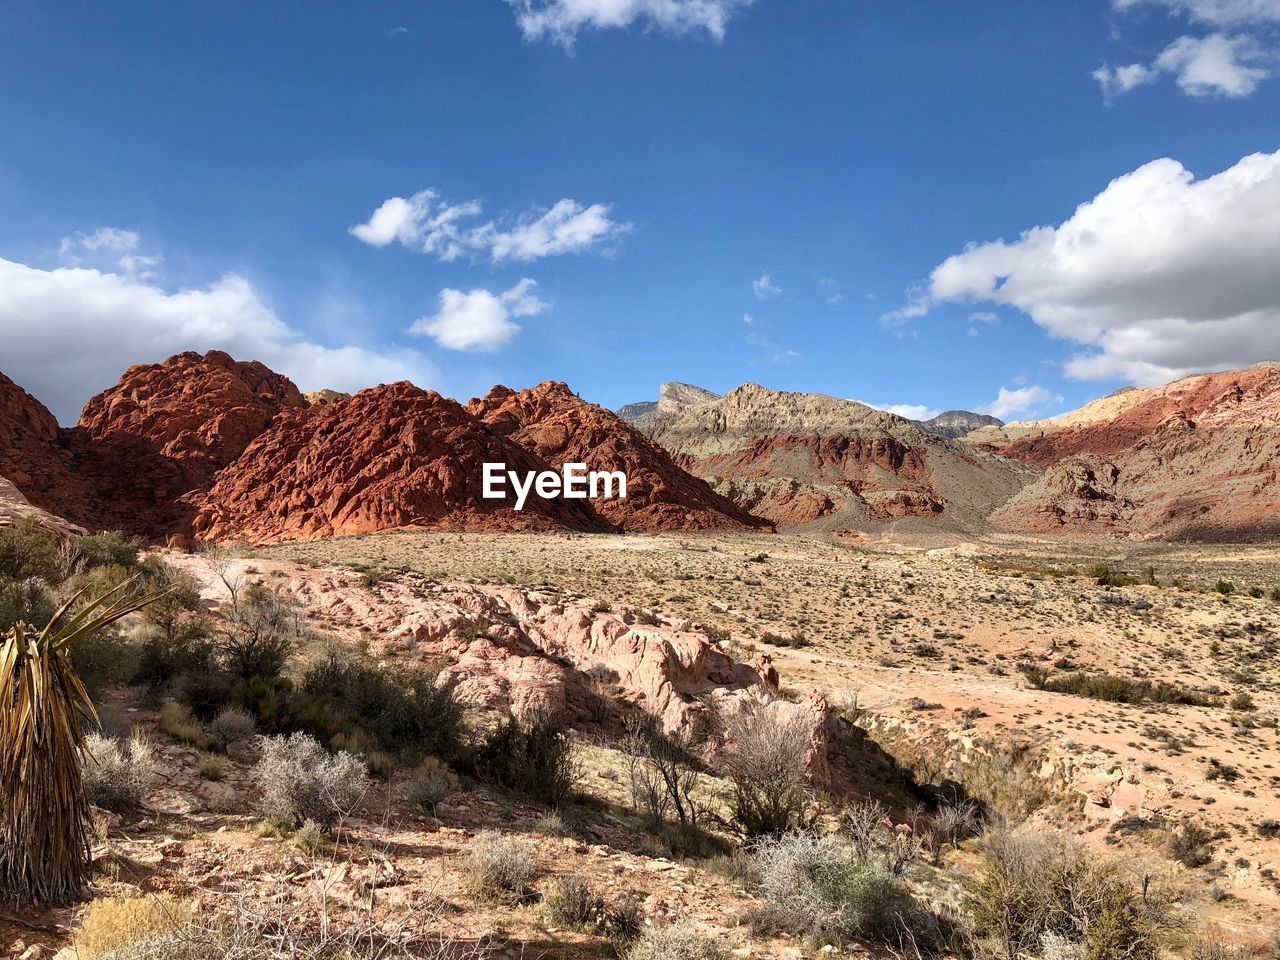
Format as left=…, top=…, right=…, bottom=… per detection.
left=83, top=734, right=156, bottom=812
left=198, top=756, right=228, bottom=782
left=221, top=584, right=300, bottom=681
left=974, top=826, right=1171, bottom=960
left=1087, top=564, right=1136, bottom=587
left=298, top=651, right=464, bottom=763
left=133, top=619, right=218, bottom=703
left=251, top=732, right=368, bottom=831
left=68, top=622, right=135, bottom=698
left=466, top=830, right=537, bottom=899
left=1215, top=580, right=1235, bottom=595
left=0, top=518, right=64, bottom=584
left=1025, top=669, right=1216, bottom=707
left=76, top=531, right=141, bottom=571
left=621, top=713, right=706, bottom=831
left=1170, top=823, right=1215, bottom=867
left=206, top=705, right=256, bottom=752
left=544, top=875, right=603, bottom=929
left=750, top=832, right=943, bottom=950
left=1228, top=691, right=1257, bottom=711
left=474, top=711, right=579, bottom=806
left=0, top=578, right=56, bottom=633
left=719, top=701, right=814, bottom=837
left=626, top=926, right=728, bottom=960
left=75, top=893, right=191, bottom=958
left=407, top=757, right=459, bottom=813
left=760, top=630, right=810, bottom=649
left=158, top=700, right=211, bottom=749
left=933, top=798, right=981, bottom=846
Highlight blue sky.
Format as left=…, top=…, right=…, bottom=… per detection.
left=1, top=0, right=1278, bottom=424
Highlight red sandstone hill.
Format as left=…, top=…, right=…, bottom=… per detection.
left=68, top=351, right=308, bottom=537
left=192, top=381, right=611, bottom=544
left=467, top=381, right=770, bottom=532
left=972, top=365, right=1280, bottom=541
left=639, top=383, right=1034, bottom=533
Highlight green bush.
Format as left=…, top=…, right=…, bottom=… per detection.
left=1025, top=669, right=1216, bottom=706
left=1169, top=823, right=1214, bottom=867
left=473, top=712, right=579, bottom=806
left=298, top=651, right=464, bottom=763
left=76, top=531, right=141, bottom=571
left=0, top=518, right=64, bottom=584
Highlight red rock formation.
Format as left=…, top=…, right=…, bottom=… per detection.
left=0, top=371, right=90, bottom=522
left=193, top=382, right=612, bottom=544
left=61, top=351, right=307, bottom=537
left=467, top=381, right=771, bottom=532
left=990, top=366, right=1280, bottom=541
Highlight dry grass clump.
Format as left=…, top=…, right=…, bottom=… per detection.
left=82, top=734, right=156, bottom=812
left=465, top=830, right=537, bottom=900
left=75, top=893, right=191, bottom=958
left=406, top=756, right=459, bottom=814
left=543, top=874, right=603, bottom=930
left=625, top=926, right=728, bottom=960
left=251, top=732, right=368, bottom=831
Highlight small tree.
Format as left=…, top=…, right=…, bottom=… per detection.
left=0, top=580, right=159, bottom=904
left=622, top=714, right=705, bottom=831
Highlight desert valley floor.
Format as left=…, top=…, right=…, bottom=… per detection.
left=10, top=526, right=1279, bottom=958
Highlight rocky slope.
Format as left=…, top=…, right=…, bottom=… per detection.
left=0, top=370, right=91, bottom=522
left=469, top=381, right=769, bottom=532
left=914, top=409, right=1003, bottom=439
left=641, top=383, right=1035, bottom=532
left=979, top=365, right=1280, bottom=541
left=0, top=475, right=85, bottom=539
left=193, top=382, right=611, bottom=544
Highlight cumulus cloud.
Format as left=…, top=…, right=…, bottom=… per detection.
left=1114, top=0, right=1280, bottom=25
left=886, top=150, right=1280, bottom=386
left=1095, top=33, right=1269, bottom=99
left=506, top=0, right=756, bottom=48
left=57, top=227, right=164, bottom=280
left=350, top=189, right=629, bottom=263
left=867, top=402, right=942, bottom=421
left=0, top=250, right=437, bottom=424
left=410, top=279, right=547, bottom=352
left=980, top=386, right=1060, bottom=420
left=752, top=271, right=781, bottom=300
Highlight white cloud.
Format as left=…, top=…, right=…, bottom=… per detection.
left=0, top=249, right=436, bottom=424
left=350, top=189, right=629, bottom=262
left=888, top=150, right=1280, bottom=386
left=506, top=0, right=755, bottom=48
left=1096, top=33, right=1269, bottom=99
left=752, top=271, right=781, bottom=300
left=57, top=227, right=164, bottom=280
left=1114, top=0, right=1280, bottom=25
left=980, top=386, right=1060, bottom=420
left=867, top=402, right=942, bottom=421
left=742, top=312, right=755, bottom=325
left=410, top=279, right=547, bottom=352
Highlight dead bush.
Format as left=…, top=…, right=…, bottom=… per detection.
left=718, top=700, right=815, bottom=837
left=465, top=830, right=537, bottom=900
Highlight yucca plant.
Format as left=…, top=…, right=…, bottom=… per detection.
left=0, top=579, right=159, bottom=905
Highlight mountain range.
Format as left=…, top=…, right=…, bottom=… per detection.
left=2, top=350, right=1277, bottom=544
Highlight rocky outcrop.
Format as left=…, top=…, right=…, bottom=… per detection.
left=914, top=410, right=1003, bottom=439
left=985, top=366, right=1280, bottom=541
left=304, top=389, right=351, bottom=406
left=0, top=476, right=86, bottom=539
left=183, top=554, right=831, bottom=784
left=642, top=383, right=1034, bottom=533
left=627, top=382, right=720, bottom=433
left=468, top=381, right=770, bottom=532
left=193, top=382, right=611, bottom=544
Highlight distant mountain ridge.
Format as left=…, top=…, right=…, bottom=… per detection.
left=635, top=382, right=1033, bottom=532
left=913, top=410, right=1004, bottom=439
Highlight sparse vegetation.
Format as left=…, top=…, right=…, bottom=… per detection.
left=251, top=732, right=368, bottom=831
